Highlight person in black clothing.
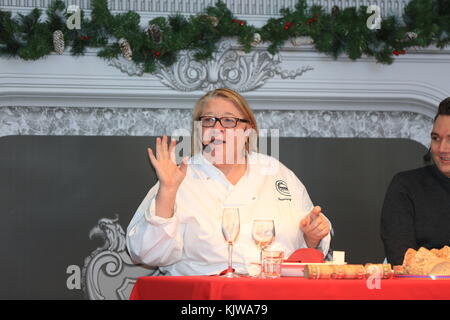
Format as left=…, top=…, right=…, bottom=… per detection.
left=381, top=97, right=450, bottom=266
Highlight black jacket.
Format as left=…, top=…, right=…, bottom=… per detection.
left=380, top=165, right=450, bottom=266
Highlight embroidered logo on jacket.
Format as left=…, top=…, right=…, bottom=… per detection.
left=275, top=180, right=291, bottom=197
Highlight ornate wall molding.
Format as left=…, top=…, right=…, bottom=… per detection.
left=0, top=106, right=433, bottom=148
left=1, top=37, right=448, bottom=117
left=1, top=2, right=448, bottom=116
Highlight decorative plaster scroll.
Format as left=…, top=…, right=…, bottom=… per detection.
left=81, top=216, right=159, bottom=300
left=108, top=40, right=314, bottom=91
left=0, top=106, right=433, bottom=148
left=107, top=57, right=145, bottom=77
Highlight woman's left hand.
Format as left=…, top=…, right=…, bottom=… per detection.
left=300, top=206, right=331, bottom=249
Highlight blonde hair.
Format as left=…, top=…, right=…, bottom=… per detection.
left=191, top=88, right=259, bottom=155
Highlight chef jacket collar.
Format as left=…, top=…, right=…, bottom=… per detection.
left=189, top=152, right=252, bottom=188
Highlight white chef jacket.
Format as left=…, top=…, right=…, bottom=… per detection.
left=126, top=152, right=331, bottom=276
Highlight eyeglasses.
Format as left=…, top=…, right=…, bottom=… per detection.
left=199, top=116, right=250, bottom=128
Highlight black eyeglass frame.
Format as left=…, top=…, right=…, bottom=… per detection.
left=198, top=116, right=250, bottom=128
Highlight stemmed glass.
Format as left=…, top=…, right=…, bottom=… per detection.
left=221, top=208, right=241, bottom=278
left=252, top=219, right=275, bottom=277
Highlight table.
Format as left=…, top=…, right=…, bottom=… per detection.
left=129, top=275, right=450, bottom=300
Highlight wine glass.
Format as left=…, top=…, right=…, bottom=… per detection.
left=221, top=208, right=240, bottom=278
left=252, top=219, right=275, bottom=277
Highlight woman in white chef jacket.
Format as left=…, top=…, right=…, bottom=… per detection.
left=126, top=88, right=332, bottom=276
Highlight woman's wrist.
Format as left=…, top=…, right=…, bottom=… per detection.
left=304, top=234, right=320, bottom=249
left=158, top=183, right=179, bottom=195
left=155, top=185, right=178, bottom=218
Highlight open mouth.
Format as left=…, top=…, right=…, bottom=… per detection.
left=212, top=139, right=225, bottom=145
left=202, top=136, right=226, bottom=153
left=204, top=136, right=226, bottom=145
left=440, top=156, right=450, bottom=162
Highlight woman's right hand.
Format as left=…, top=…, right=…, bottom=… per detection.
left=148, top=136, right=188, bottom=192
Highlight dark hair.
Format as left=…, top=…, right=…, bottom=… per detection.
left=424, top=97, right=450, bottom=162
left=434, top=97, right=450, bottom=122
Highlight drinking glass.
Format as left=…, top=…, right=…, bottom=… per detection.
left=262, top=251, right=284, bottom=278
left=252, top=219, right=275, bottom=277
left=221, top=208, right=240, bottom=278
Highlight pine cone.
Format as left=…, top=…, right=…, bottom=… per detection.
left=251, top=33, right=262, bottom=46
left=53, top=30, right=65, bottom=55
left=331, top=6, right=340, bottom=18
left=202, top=15, right=219, bottom=27
left=118, top=38, right=132, bottom=61
left=405, top=32, right=418, bottom=41
left=148, top=24, right=162, bottom=44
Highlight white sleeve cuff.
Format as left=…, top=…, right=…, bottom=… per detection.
left=144, top=197, right=179, bottom=237
left=316, top=232, right=331, bottom=256
left=299, top=232, right=331, bottom=255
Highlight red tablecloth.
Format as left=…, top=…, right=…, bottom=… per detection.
left=129, top=276, right=450, bottom=300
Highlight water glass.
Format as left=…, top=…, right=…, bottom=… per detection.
left=262, top=251, right=284, bottom=278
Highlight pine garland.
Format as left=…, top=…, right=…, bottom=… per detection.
left=0, top=0, right=449, bottom=74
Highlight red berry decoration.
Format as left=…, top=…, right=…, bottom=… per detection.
left=284, top=22, right=293, bottom=30
left=308, top=18, right=314, bottom=25
left=149, top=50, right=161, bottom=58
left=232, top=19, right=245, bottom=26
left=400, top=49, right=406, bottom=55
left=79, top=35, right=90, bottom=41
left=393, top=50, right=399, bottom=56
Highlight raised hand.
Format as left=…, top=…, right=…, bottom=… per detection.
left=148, top=135, right=188, bottom=192
left=300, top=206, right=331, bottom=249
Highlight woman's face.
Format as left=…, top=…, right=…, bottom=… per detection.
left=199, top=97, right=250, bottom=165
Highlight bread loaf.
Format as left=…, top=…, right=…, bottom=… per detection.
left=402, top=246, right=450, bottom=275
